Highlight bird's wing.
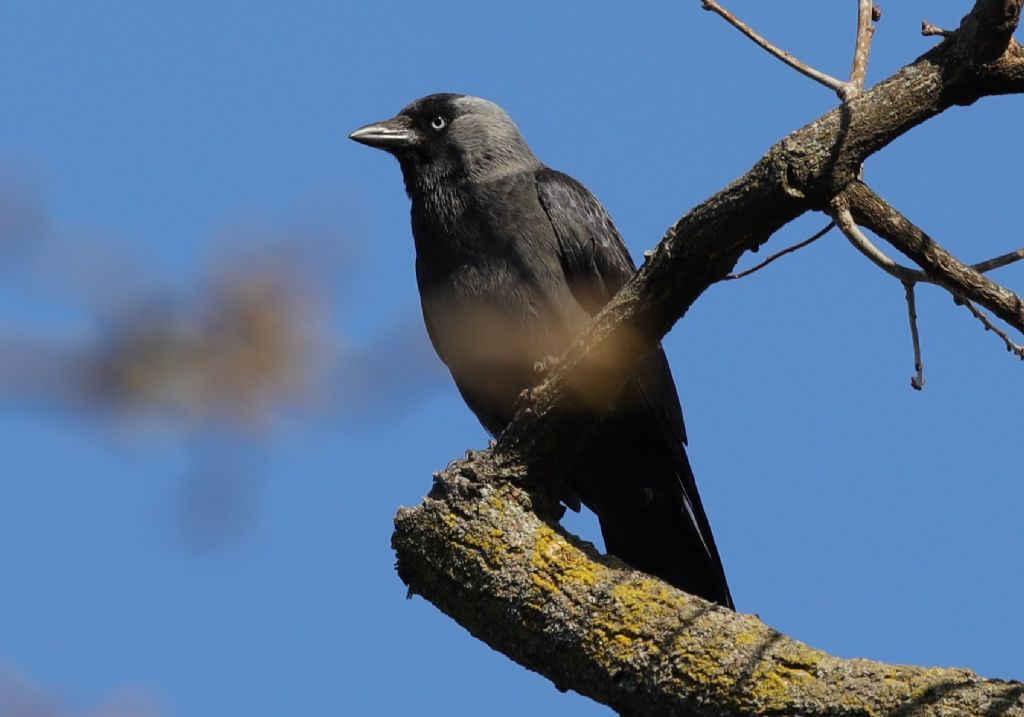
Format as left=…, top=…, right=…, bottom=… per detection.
left=536, top=167, right=732, bottom=606
left=534, top=168, right=636, bottom=315
left=534, top=167, right=687, bottom=444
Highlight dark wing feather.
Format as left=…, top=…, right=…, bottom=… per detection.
left=534, top=167, right=687, bottom=443
left=534, top=168, right=635, bottom=313
left=535, top=167, right=732, bottom=607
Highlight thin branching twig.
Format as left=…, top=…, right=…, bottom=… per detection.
left=833, top=198, right=1024, bottom=385
left=846, top=1, right=878, bottom=98
left=971, top=248, right=1024, bottom=274
left=701, top=0, right=846, bottom=93
left=922, top=20, right=953, bottom=37
left=725, top=221, right=834, bottom=280
left=703, top=1, right=879, bottom=101
left=903, top=280, right=926, bottom=389
left=832, top=204, right=927, bottom=283
left=961, top=298, right=1024, bottom=359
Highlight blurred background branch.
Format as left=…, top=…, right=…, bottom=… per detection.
left=0, top=170, right=445, bottom=552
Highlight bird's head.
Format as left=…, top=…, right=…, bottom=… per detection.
left=349, top=93, right=539, bottom=192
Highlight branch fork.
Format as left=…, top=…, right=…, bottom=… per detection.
left=702, top=0, right=879, bottom=100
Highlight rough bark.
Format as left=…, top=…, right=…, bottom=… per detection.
left=394, top=453, right=1024, bottom=717
left=392, top=1, right=1024, bottom=714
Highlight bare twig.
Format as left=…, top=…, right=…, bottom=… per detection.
left=961, top=298, right=1024, bottom=358
left=834, top=196, right=1024, bottom=381
left=703, top=0, right=878, bottom=101
left=847, top=1, right=878, bottom=98
left=972, top=248, right=1024, bottom=273
left=838, top=189, right=1024, bottom=290
left=922, top=20, right=954, bottom=37
left=903, top=281, right=927, bottom=389
left=833, top=198, right=1022, bottom=284
left=831, top=201, right=927, bottom=283
left=724, top=221, right=834, bottom=280
left=844, top=182, right=1024, bottom=336
left=701, top=0, right=846, bottom=93
left=834, top=200, right=932, bottom=387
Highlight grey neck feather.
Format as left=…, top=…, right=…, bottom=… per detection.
left=450, top=97, right=541, bottom=183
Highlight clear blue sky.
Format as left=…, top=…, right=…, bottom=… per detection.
left=1, top=1, right=1020, bottom=715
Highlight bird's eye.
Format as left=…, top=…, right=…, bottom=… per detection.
left=430, top=115, right=448, bottom=131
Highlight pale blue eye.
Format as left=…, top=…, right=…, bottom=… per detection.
left=430, top=115, right=447, bottom=130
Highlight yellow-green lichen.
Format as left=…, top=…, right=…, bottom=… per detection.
left=530, top=524, right=600, bottom=591
left=748, top=660, right=819, bottom=707
left=460, top=526, right=511, bottom=568
left=583, top=577, right=698, bottom=666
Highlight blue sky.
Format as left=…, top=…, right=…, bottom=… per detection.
left=1, top=1, right=1020, bottom=715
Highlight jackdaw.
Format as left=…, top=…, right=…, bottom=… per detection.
left=350, top=93, right=733, bottom=608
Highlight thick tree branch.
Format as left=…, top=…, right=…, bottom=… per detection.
left=393, top=455, right=1024, bottom=717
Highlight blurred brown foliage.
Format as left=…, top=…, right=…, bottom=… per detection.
left=0, top=666, right=160, bottom=717
left=89, top=265, right=318, bottom=425
left=0, top=169, right=444, bottom=548
left=0, top=172, right=443, bottom=429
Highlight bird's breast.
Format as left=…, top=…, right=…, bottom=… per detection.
left=411, top=172, right=591, bottom=420
left=419, top=258, right=571, bottom=367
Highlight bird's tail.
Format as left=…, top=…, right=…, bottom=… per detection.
left=576, top=403, right=734, bottom=609
left=599, top=448, right=734, bottom=609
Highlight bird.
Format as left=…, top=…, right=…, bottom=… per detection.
left=350, top=94, right=733, bottom=608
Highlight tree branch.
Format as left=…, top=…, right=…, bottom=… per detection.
left=972, top=248, right=1024, bottom=274
left=724, top=221, right=834, bottom=281
left=843, top=181, right=1024, bottom=335
left=847, top=1, right=878, bottom=97
left=922, top=20, right=954, bottom=38
left=702, top=0, right=882, bottom=101
left=961, top=297, right=1024, bottom=358
left=393, top=454, right=1024, bottom=717
left=831, top=200, right=927, bottom=283
left=904, top=281, right=927, bottom=389
left=833, top=194, right=1023, bottom=383
left=701, top=0, right=846, bottom=94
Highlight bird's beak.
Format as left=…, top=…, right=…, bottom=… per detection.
left=349, top=115, right=418, bottom=151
